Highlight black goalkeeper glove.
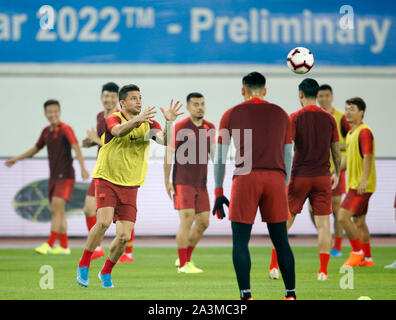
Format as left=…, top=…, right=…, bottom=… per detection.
left=212, top=188, right=229, bottom=220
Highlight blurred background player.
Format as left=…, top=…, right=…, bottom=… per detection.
left=81, top=82, right=132, bottom=262
left=310, top=84, right=351, bottom=257
left=77, top=84, right=183, bottom=288
left=164, top=92, right=216, bottom=274
left=6, top=99, right=89, bottom=254
left=384, top=194, right=396, bottom=269
left=213, top=72, right=296, bottom=300
left=339, top=97, right=376, bottom=268
left=270, top=79, right=341, bottom=281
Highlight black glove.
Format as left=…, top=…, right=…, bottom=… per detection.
left=212, top=188, right=229, bottom=220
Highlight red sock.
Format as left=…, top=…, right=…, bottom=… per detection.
left=349, top=238, right=361, bottom=253
left=187, top=246, right=195, bottom=262
left=85, top=215, right=97, bottom=231
left=333, top=236, right=343, bottom=251
left=270, top=248, right=279, bottom=269
left=125, top=229, right=135, bottom=254
left=79, top=249, right=94, bottom=268
left=178, top=248, right=188, bottom=268
left=361, top=243, right=371, bottom=258
left=47, top=231, right=58, bottom=247
left=319, top=253, right=330, bottom=274
left=101, top=258, right=117, bottom=275
left=59, top=233, right=68, bottom=249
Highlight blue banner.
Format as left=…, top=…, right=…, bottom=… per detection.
left=0, top=0, right=395, bottom=65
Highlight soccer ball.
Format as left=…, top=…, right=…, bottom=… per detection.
left=287, top=47, right=314, bottom=74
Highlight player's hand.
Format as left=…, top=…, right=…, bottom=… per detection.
left=5, top=158, right=17, bottom=167
left=165, top=181, right=175, bottom=200
left=137, top=107, right=157, bottom=124
left=81, top=137, right=92, bottom=148
left=331, top=173, right=340, bottom=190
left=87, top=129, right=98, bottom=142
left=160, top=99, right=184, bottom=122
left=212, top=188, right=229, bottom=220
left=81, top=168, right=90, bottom=181
left=357, top=180, right=368, bottom=195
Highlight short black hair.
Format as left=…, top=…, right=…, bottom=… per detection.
left=299, top=78, right=319, bottom=99
left=119, top=84, right=140, bottom=101
left=187, top=92, right=204, bottom=103
left=242, top=72, right=266, bottom=90
left=102, top=82, right=119, bottom=93
left=346, top=97, right=366, bottom=113
left=44, top=99, right=60, bottom=110
left=318, top=84, right=333, bottom=94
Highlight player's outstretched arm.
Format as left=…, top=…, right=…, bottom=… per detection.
left=155, top=100, right=183, bottom=146
left=112, top=107, right=157, bottom=138
left=213, top=142, right=230, bottom=220
left=330, top=141, right=341, bottom=189
left=71, top=143, right=90, bottom=180
left=163, top=146, right=175, bottom=199
left=84, top=128, right=102, bottom=147
left=5, top=146, right=40, bottom=167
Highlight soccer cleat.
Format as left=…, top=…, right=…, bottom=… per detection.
left=284, top=297, right=296, bottom=300
left=91, top=247, right=105, bottom=260
left=187, top=261, right=203, bottom=273
left=317, top=272, right=328, bottom=281
left=77, top=267, right=89, bottom=287
left=330, top=248, right=343, bottom=257
left=342, top=252, right=364, bottom=267
left=384, top=260, right=396, bottom=269
left=35, top=242, right=53, bottom=255
left=118, top=253, right=134, bottom=263
left=269, top=268, right=279, bottom=280
left=98, top=271, right=114, bottom=288
left=175, top=258, right=180, bottom=267
left=50, top=245, right=71, bottom=255
left=359, top=259, right=374, bottom=267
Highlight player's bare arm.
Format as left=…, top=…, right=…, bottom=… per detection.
left=163, top=146, right=175, bottom=199
left=71, top=143, right=90, bottom=180
left=112, top=107, right=157, bottom=138
left=5, top=146, right=40, bottom=167
left=358, top=153, right=373, bottom=195
left=340, top=154, right=347, bottom=171
left=154, top=100, right=184, bottom=146
left=85, top=128, right=102, bottom=147
left=330, top=141, right=341, bottom=189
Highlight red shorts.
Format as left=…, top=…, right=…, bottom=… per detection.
left=229, top=170, right=290, bottom=224
left=332, top=170, right=346, bottom=196
left=173, top=185, right=210, bottom=213
left=341, top=189, right=372, bottom=217
left=48, top=178, right=75, bottom=202
left=288, top=176, right=332, bottom=216
left=94, top=179, right=138, bottom=223
left=86, top=179, right=95, bottom=197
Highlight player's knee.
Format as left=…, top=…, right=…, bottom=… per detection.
left=118, top=232, right=130, bottom=245
left=199, top=219, right=210, bottom=231
left=97, top=220, right=111, bottom=232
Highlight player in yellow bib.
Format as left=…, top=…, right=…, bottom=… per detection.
left=77, top=84, right=183, bottom=288
left=338, top=97, right=376, bottom=268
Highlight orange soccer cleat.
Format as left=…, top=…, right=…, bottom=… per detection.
left=118, top=253, right=134, bottom=263
left=91, top=247, right=105, bottom=260
left=359, top=259, right=374, bottom=267
left=284, top=297, right=296, bottom=300
left=342, top=252, right=364, bottom=267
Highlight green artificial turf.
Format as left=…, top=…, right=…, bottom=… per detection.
left=0, top=246, right=395, bottom=300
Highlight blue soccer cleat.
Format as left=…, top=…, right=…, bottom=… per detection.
left=77, top=267, right=89, bottom=287
left=330, top=248, right=343, bottom=257
left=98, top=271, right=114, bottom=288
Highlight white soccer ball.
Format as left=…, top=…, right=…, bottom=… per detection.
left=287, top=47, right=314, bottom=74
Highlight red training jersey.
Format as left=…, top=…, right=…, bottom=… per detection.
left=218, top=98, right=292, bottom=176
left=170, top=117, right=216, bottom=187
left=35, top=122, right=78, bottom=180
left=290, top=105, right=339, bottom=177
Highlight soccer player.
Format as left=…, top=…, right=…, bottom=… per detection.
left=77, top=84, right=183, bottom=288
left=213, top=72, right=296, bottom=300
left=163, top=92, right=216, bottom=274
left=6, top=99, right=90, bottom=254
left=81, top=82, right=127, bottom=261
left=315, top=84, right=351, bottom=257
left=272, top=79, right=341, bottom=281
left=338, top=97, right=376, bottom=268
